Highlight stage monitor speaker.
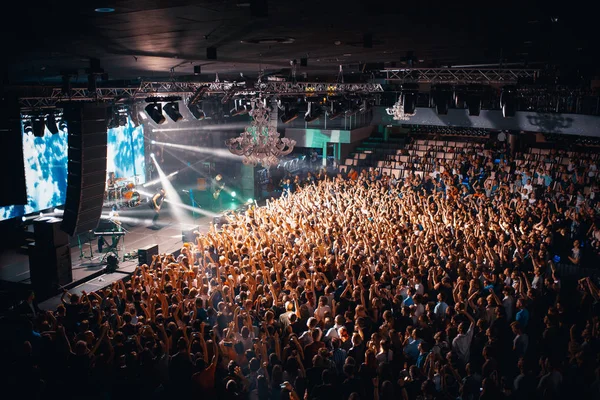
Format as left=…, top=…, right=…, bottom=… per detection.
left=29, top=244, right=72, bottom=294
left=60, top=103, right=108, bottom=236
left=34, top=217, right=69, bottom=249
left=138, top=244, right=159, bottom=266
left=182, top=226, right=199, bottom=244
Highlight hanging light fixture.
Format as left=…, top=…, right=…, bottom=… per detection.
left=386, top=93, right=416, bottom=121
left=225, top=98, right=296, bottom=167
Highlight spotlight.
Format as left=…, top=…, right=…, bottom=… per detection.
left=231, top=191, right=237, bottom=198
left=247, top=198, right=253, bottom=204
left=45, top=112, right=59, bottom=134
left=58, top=119, right=67, bottom=131
left=145, top=103, right=166, bottom=124
left=230, top=99, right=248, bottom=116
left=466, top=85, right=483, bottom=116
left=432, top=85, right=452, bottom=115
left=151, top=140, right=156, bottom=145
left=305, top=102, right=321, bottom=123
left=400, top=83, right=419, bottom=115
left=278, top=99, right=299, bottom=124
left=187, top=101, right=205, bottom=120
left=32, top=115, right=45, bottom=137
left=163, top=102, right=183, bottom=122
left=467, top=94, right=482, bottom=116
left=500, top=86, right=517, bottom=118
left=22, top=216, right=26, bottom=222
left=150, top=153, right=155, bottom=158
left=23, top=120, right=33, bottom=135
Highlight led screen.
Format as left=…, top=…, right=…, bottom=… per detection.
left=0, top=123, right=69, bottom=221
left=107, top=118, right=146, bottom=185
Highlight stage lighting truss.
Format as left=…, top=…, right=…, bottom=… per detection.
left=18, top=81, right=384, bottom=110
left=381, top=68, right=538, bottom=84
left=225, top=98, right=296, bottom=168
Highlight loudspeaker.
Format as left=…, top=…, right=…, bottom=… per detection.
left=61, top=103, right=108, bottom=236
left=33, top=218, right=69, bottom=249
left=138, top=244, right=159, bottom=266
left=0, top=92, right=26, bottom=207
left=182, top=226, right=199, bottom=244
left=29, top=244, right=72, bottom=294
left=207, top=47, right=217, bottom=60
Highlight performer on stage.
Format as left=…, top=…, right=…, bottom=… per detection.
left=150, top=188, right=166, bottom=228
left=212, top=174, right=225, bottom=211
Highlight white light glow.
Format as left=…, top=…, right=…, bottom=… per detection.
left=151, top=140, right=240, bottom=161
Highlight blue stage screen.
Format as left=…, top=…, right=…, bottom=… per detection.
left=107, top=119, right=146, bottom=185
left=0, top=122, right=69, bottom=221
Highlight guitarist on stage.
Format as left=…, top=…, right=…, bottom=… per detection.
left=150, top=188, right=166, bottom=228
left=212, top=174, right=225, bottom=211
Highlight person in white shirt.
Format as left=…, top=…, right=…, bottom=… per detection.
left=325, top=315, right=345, bottom=340
left=314, top=296, right=331, bottom=323
left=452, top=309, right=476, bottom=367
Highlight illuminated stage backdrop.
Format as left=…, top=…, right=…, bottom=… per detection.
left=107, top=118, right=146, bottom=185
left=0, top=123, right=69, bottom=221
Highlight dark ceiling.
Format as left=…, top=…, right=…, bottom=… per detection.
left=2, top=0, right=597, bottom=85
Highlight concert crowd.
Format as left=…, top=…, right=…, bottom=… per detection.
left=4, top=141, right=600, bottom=400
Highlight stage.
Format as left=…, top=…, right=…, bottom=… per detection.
left=0, top=206, right=215, bottom=311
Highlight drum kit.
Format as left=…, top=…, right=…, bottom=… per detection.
left=107, top=177, right=141, bottom=208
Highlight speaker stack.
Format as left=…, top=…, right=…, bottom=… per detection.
left=60, top=103, right=108, bottom=236
left=29, top=218, right=72, bottom=295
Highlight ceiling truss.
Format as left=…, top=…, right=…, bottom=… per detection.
left=18, top=81, right=384, bottom=110
left=382, top=68, right=539, bottom=84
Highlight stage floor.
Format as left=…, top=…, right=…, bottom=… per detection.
left=0, top=208, right=214, bottom=310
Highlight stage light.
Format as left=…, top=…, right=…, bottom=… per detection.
left=279, top=100, right=299, bottom=124
left=145, top=103, right=166, bottom=124
left=59, top=119, right=67, bottom=131
left=500, top=86, right=517, bottom=118
left=32, top=115, right=45, bottom=137
left=231, top=191, right=237, bottom=198
left=230, top=99, right=249, bottom=116
left=45, top=112, right=59, bottom=134
left=22, top=216, right=26, bottom=222
left=151, top=140, right=156, bottom=144
left=163, top=102, right=183, bottom=122
left=305, top=102, right=321, bottom=123
left=247, top=198, right=253, bottom=203
left=150, top=153, right=155, bottom=158
left=187, top=101, right=205, bottom=120
left=432, top=85, right=452, bottom=115
left=23, top=120, right=33, bottom=135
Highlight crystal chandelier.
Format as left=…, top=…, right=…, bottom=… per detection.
left=226, top=98, right=296, bottom=168
left=386, top=95, right=415, bottom=121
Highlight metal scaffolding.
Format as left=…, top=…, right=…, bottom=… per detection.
left=381, top=68, right=539, bottom=84
left=18, top=81, right=384, bottom=110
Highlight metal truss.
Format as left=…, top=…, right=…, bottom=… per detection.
left=382, top=68, right=539, bottom=84
left=18, top=81, right=384, bottom=110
